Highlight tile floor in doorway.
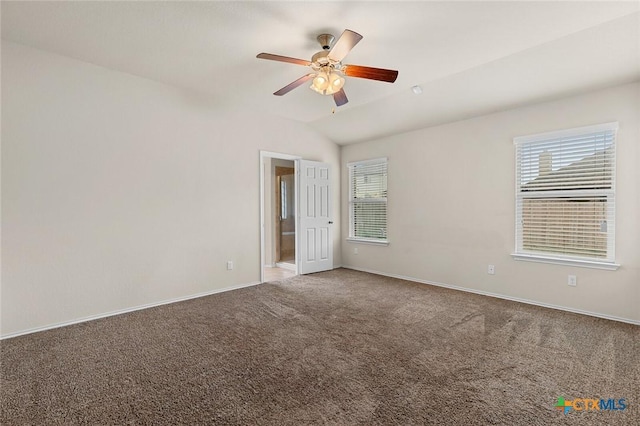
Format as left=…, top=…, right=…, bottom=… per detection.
left=263, top=266, right=296, bottom=282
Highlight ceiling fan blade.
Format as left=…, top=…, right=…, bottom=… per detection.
left=257, top=53, right=312, bottom=66
left=343, top=64, right=398, bottom=83
left=328, top=29, right=363, bottom=62
left=333, top=89, right=348, bottom=107
left=273, top=74, right=315, bottom=96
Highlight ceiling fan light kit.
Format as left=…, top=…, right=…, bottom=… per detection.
left=310, top=69, right=345, bottom=95
left=257, top=29, right=398, bottom=107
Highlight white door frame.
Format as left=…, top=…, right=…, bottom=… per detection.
left=259, top=151, right=301, bottom=283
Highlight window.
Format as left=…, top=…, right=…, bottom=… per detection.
left=513, top=122, right=618, bottom=269
left=348, top=158, right=388, bottom=244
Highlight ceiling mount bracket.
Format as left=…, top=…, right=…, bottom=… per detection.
left=317, top=34, right=335, bottom=50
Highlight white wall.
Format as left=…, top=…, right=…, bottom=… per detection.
left=1, top=41, right=341, bottom=336
left=341, top=82, right=640, bottom=323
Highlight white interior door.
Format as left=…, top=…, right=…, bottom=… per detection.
left=298, top=160, right=333, bottom=274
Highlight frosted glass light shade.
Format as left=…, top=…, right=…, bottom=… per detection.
left=312, top=72, right=329, bottom=91
left=310, top=70, right=345, bottom=95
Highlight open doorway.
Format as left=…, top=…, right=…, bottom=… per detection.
left=260, top=153, right=299, bottom=283
left=275, top=166, right=295, bottom=267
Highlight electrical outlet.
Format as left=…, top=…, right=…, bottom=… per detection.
left=354, top=247, right=358, bottom=255
left=568, top=275, right=577, bottom=286
left=488, top=265, right=495, bottom=275
left=227, top=261, right=233, bottom=270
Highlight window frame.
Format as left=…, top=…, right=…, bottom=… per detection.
left=512, top=122, right=619, bottom=270
left=347, top=157, right=389, bottom=245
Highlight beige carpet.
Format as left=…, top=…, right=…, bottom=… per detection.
left=1, top=268, right=638, bottom=425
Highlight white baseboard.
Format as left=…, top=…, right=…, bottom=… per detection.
left=1, top=281, right=262, bottom=340
left=343, top=265, right=640, bottom=326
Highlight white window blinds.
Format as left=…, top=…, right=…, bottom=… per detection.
left=514, top=123, right=617, bottom=264
left=348, top=158, right=388, bottom=242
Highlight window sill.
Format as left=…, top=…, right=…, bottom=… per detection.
left=346, top=238, right=389, bottom=246
left=511, top=253, right=620, bottom=270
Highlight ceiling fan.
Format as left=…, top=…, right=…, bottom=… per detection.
left=257, top=29, right=398, bottom=107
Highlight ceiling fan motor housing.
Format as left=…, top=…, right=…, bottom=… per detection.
left=311, top=50, right=331, bottom=65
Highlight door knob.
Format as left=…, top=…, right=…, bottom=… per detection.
left=328, top=221, right=334, bottom=224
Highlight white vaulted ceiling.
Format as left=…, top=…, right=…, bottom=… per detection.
left=2, top=1, right=639, bottom=144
